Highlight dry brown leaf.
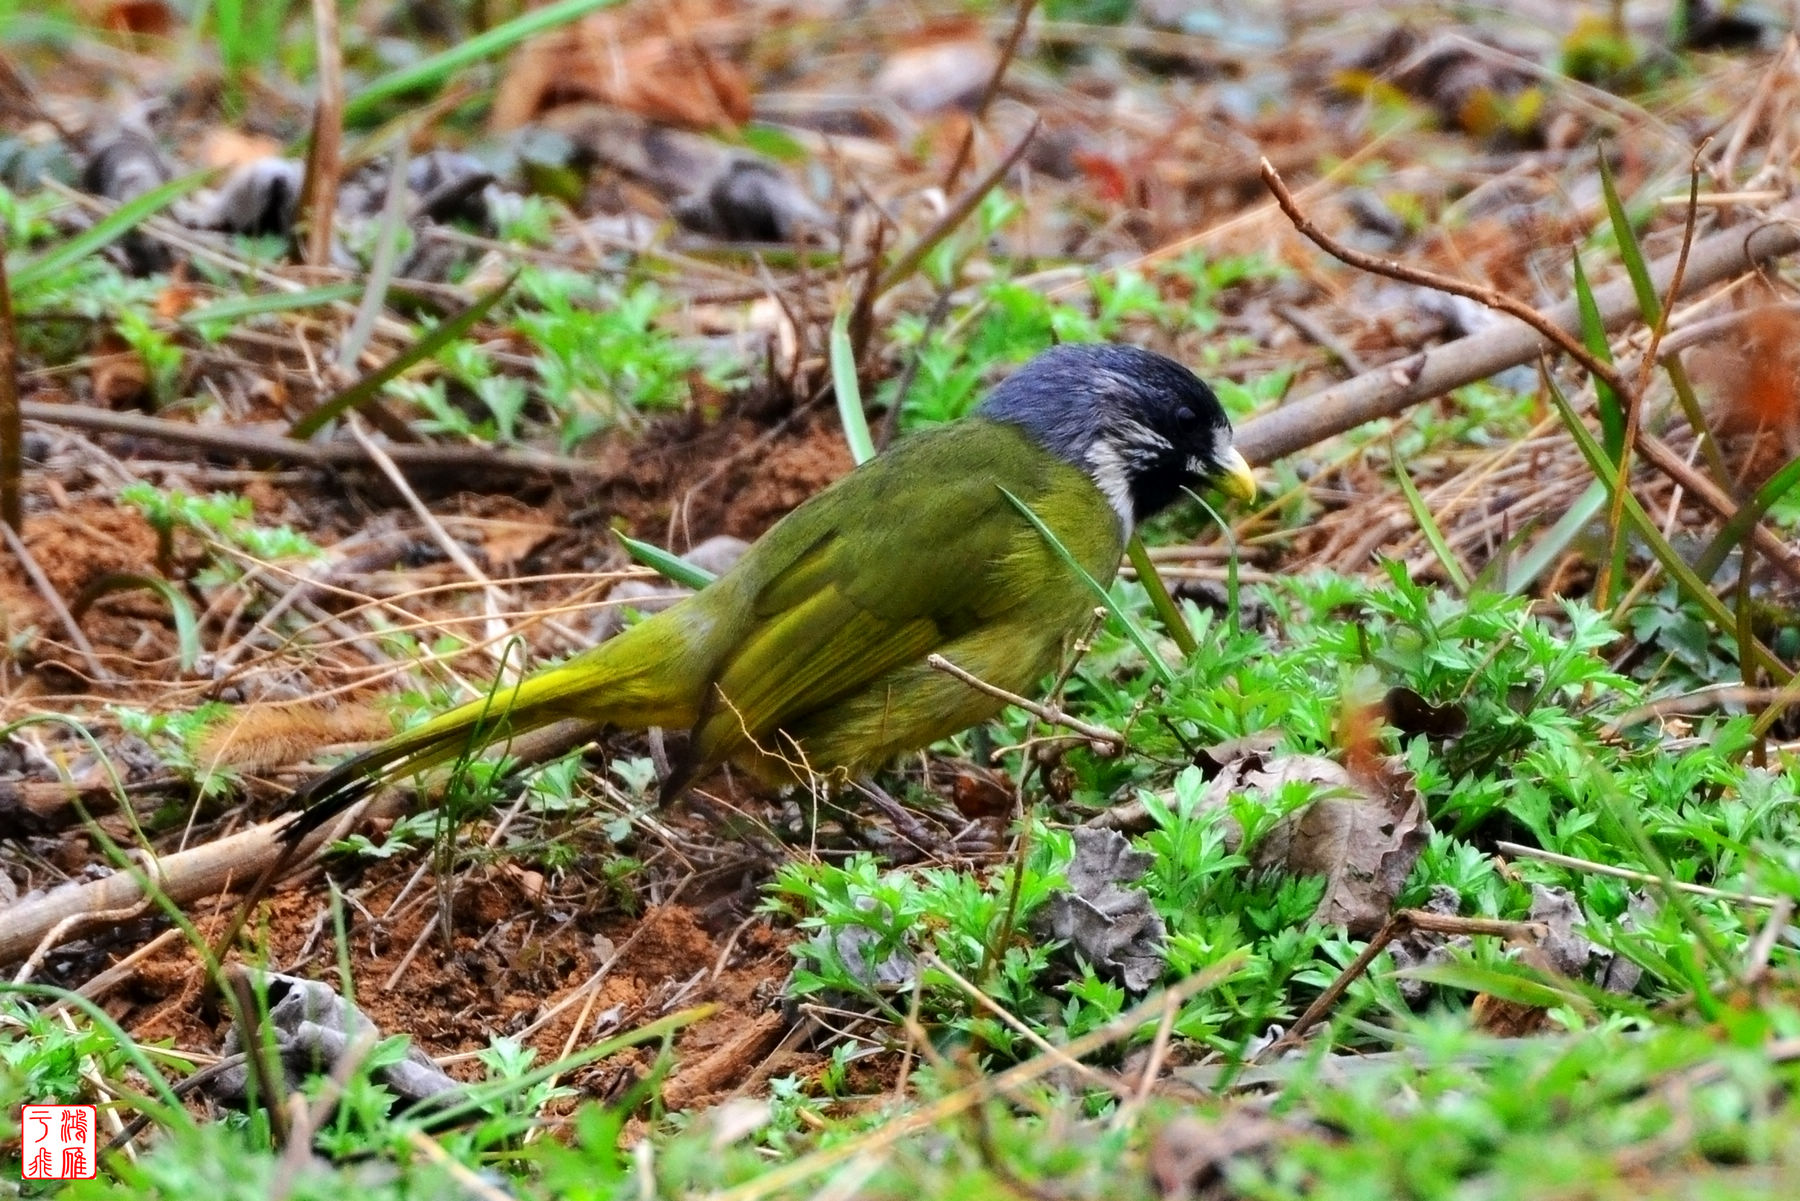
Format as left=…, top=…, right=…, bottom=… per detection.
left=1205, top=752, right=1429, bottom=935
left=1148, top=1110, right=1308, bottom=1201
left=873, top=25, right=999, bottom=114
left=491, top=7, right=751, bottom=133
left=89, top=330, right=148, bottom=408
left=197, top=128, right=284, bottom=169
left=154, top=264, right=198, bottom=321
left=88, top=0, right=173, bottom=38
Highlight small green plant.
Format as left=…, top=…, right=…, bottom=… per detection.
left=118, top=481, right=323, bottom=579
left=513, top=270, right=728, bottom=448
left=112, top=701, right=239, bottom=799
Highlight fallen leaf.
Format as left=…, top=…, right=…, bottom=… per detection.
left=1207, top=752, right=1429, bottom=935
left=1149, top=1110, right=1310, bottom=1201
left=492, top=9, right=751, bottom=133
left=873, top=30, right=999, bottom=114
left=89, top=329, right=148, bottom=408
left=1034, top=826, right=1167, bottom=992
left=198, top=128, right=284, bottom=169
left=90, top=0, right=173, bottom=38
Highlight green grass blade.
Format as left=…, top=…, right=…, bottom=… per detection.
left=1570, top=249, right=1624, bottom=462
left=180, top=282, right=364, bottom=327
left=336, top=143, right=411, bottom=371
left=1392, top=453, right=1471, bottom=594
left=616, top=531, right=717, bottom=590
left=1545, top=369, right=1790, bottom=683
left=289, top=271, right=517, bottom=439
left=1188, top=491, right=1240, bottom=635
left=8, top=170, right=214, bottom=296
left=73, top=572, right=202, bottom=672
left=1691, top=452, right=1800, bottom=583
left=1597, top=149, right=1661, bottom=325
left=829, top=304, right=876, bottom=466
left=1125, top=534, right=1197, bottom=657
left=1572, top=246, right=1629, bottom=606
left=344, top=0, right=627, bottom=125
left=1000, top=486, right=1175, bottom=685
left=1499, top=482, right=1605, bottom=596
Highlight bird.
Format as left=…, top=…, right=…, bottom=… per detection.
left=280, top=342, right=1256, bottom=844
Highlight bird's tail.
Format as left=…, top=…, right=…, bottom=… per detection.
left=281, top=620, right=699, bottom=845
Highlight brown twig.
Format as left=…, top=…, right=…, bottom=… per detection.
left=299, top=0, right=345, bottom=267
left=0, top=239, right=18, bottom=531
left=18, top=399, right=595, bottom=479
left=1259, top=158, right=1630, bottom=398
left=1232, top=208, right=1800, bottom=467
left=1254, top=910, right=1547, bottom=1063
left=877, top=120, right=1039, bottom=297
left=941, top=0, right=1039, bottom=194
left=1494, top=841, right=1783, bottom=908
left=1250, top=165, right=1800, bottom=588
left=926, top=652, right=1123, bottom=753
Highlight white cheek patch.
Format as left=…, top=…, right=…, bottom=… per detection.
left=1084, top=439, right=1135, bottom=535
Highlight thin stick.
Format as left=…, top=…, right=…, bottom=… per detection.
left=1496, top=841, right=1784, bottom=908
left=1255, top=910, right=1546, bottom=1063
left=19, top=398, right=596, bottom=478
left=924, top=953, right=1127, bottom=1097
left=940, top=0, right=1038, bottom=193
left=1260, top=158, right=1629, bottom=399
left=0, top=520, right=113, bottom=682
left=1254, top=162, right=1800, bottom=589
left=344, top=417, right=516, bottom=670
left=0, top=235, right=19, bottom=530
left=300, top=0, right=345, bottom=267
left=1231, top=210, right=1800, bottom=468
left=926, top=653, right=1123, bottom=752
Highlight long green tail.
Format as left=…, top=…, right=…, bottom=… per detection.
left=282, top=617, right=699, bottom=844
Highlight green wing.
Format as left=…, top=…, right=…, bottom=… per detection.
left=684, top=421, right=1101, bottom=773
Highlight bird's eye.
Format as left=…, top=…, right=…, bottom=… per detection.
left=1174, top=406, right=1198, bottom=430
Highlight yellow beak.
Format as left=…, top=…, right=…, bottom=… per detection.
left=1215, top=446, right=1258, bottom=503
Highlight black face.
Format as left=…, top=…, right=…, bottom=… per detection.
left=977, top=343, right=1241, bottom=527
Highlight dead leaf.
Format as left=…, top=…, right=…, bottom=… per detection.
left=1034, top=826, right=1166, bottom=992
left=89, top=329, right=148, bottom=408
left=89, top=0, right=173, bottom=38
left=1192, top=730, right=1282, bottom=781
left=492, top=9, right=751, bottom=133
left=1471, top=885, right=1645, bottom=1035
left=1384, top=685, right=1469, bottom=740
left=670, top=158, right=827, bottom=242
left=1384, top=884, right=1467, bottom=1004
left=1207, top=752, right=1429, bottom=935
left=947, top=764, right=1014, bottom=820
left=198, top=128, right=284, bottom=170
left=873, top=28, right=999, bottom=114
left=1149, top=1110, right=1309, bottom=1201
left=214, top=971, right=458, bottom=1109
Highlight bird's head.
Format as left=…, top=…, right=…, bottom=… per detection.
left=978, top=343, right=1257, bottom=531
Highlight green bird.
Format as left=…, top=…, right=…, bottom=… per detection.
left=283, top=343, right=1255, bottom=841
